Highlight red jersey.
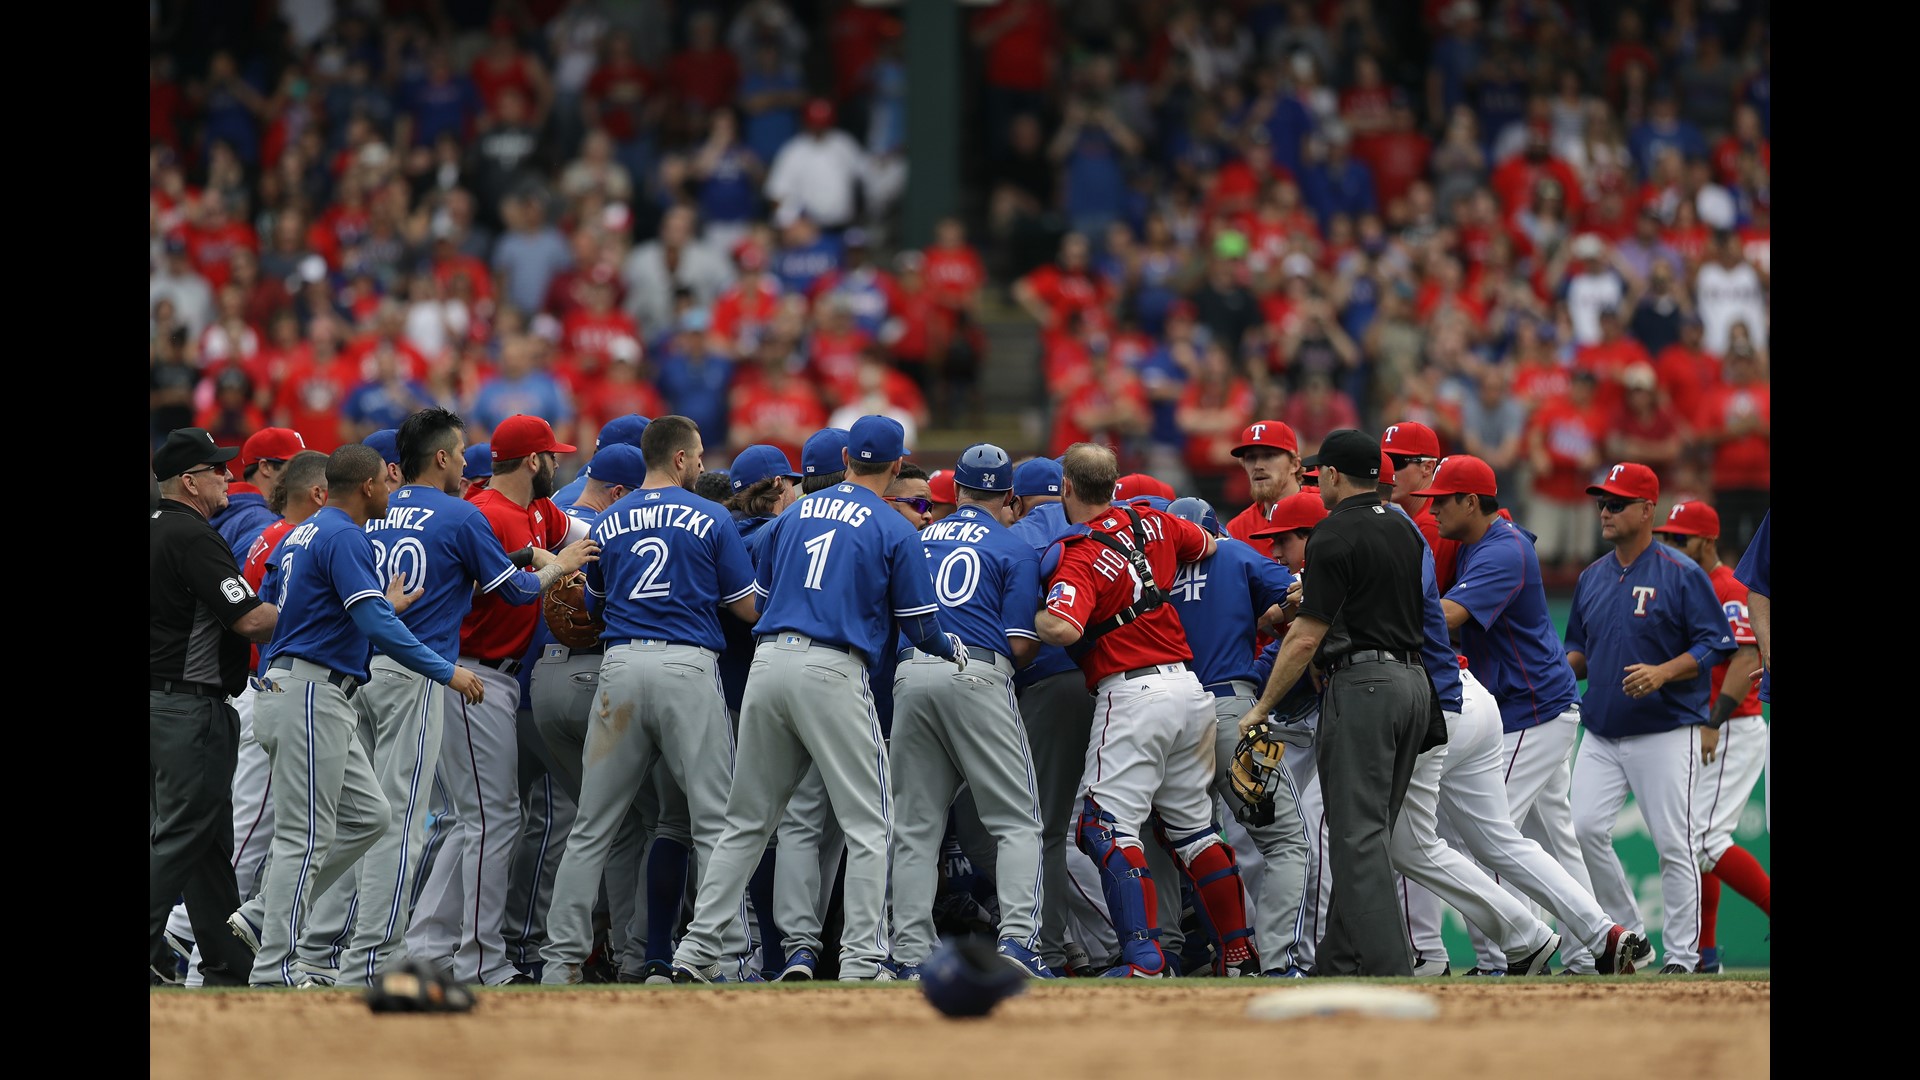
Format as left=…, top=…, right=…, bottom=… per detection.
left=1491, top=155, right=1585, bottom=221
left=730, top=382, right=827, bottom=466
left=1226, top=499, right=1291, bottom=555
left=1361, top=129, right=1433, bottom=207
left=807, top=327, right=873, bottom=402
left=1708, top=564, right=1763, bottom=718
left=1527, top=395, right=1606, bottom=501
left=1044, top=506, right=1209, bottom=688
left=972, top=0, right=1056, bottom=93
left=1020, top=265, right=1109, bottom=334
left=923, top=245, right=984, bottom=308
left=433, top=252, right=494, bottom=302
left=1512, top=361, right=1571, bottom=409
left=562, top=309, right=640, bottom=360
left=186, top=221, right=259, bottom=291
left=1654, top=344, right=1721, bottom=429
left=1574, top=337, right=1652, bottom=416
left=665, top=47, right=738, bottom=111
left=711, top=278, right=782, bottom=350
left=1049, top=375, right=1147, bottom=459
left=242, top=517, right=294, bottom=671
left=1406, top=501, right=1462, bottom=593
left=460, top=489, right=570, bottom=661
left=585, top=59, right=654, bottom=143
left=275, top=352, right=356, bottom=452
left=471, top=51, right=538, bottom=115
left=1702, top=383, right=1770, bottom=490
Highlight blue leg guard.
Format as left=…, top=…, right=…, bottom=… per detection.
left=1077, top=797, right=1164, bottom=972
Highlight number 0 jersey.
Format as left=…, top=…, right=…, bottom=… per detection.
left=904, top=505, right=1041, bottom=658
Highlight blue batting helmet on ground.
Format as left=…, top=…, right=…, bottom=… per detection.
left=952, top=443, right=1014, bottom=493
left=921, top=937, right=1026, bottom=1018
left=1166, top=496, right=1221, bottom=536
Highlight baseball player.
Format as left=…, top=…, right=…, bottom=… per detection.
left=1382, top=421, right=1461, bottom=591
left=542, top=417, right=762, bottom=983
left=364, top=429, right=404, bottom=491
left=1035, top=443, right=1258, bottom=978
left=1224, top=421, right=1303, bottom=550
left=296, top=410, right=598, bottom=987
left=1162, top=496, right=1312, bottom=977
left=462, top=444, right=492, bottom=500
left=671, top=415, right=966, bottom=983
left=1420, top=455, right=1643, bottom=976
left=1566, top=463, right=1737, bottom=974
left=551, top=414, right=652, bottom=509
left=1005, top=454, right=1103, bottom=975
left=214, top=427, right=306, bottom=559
left=236, top=444, right=486, bottom=986
left=890, top=443, right=1051, bottom=978
left=926, top=467, right=958, bottom=522
left=1731, top=512, right=1770, bottom=831
left=1654, top=500, right=1770, bottom=974
left=408, top=415, right=592, bottom=986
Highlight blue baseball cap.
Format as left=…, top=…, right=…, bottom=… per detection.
left=802, top=427, right=850, bottom=477
left=596, top=413, right=651, bottom=451
left=1127, top=495, right=1173, bottom=513
left=583, top=443, right=648, bottom=489
left=1014, top=458, right=1063, bottom=498
left=953, top=443, right=1014, bottom=493
left=463, top=443, right=493, bottom=480
left=364, top=429, right=400, bottom=466
left=731, top=444, right=802, bottom=492
left=848, top=415, right=909, bottom=464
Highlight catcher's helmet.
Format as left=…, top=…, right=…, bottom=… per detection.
left=920, top=936, right=1026, bottom=1018
left=952, top=443, right=1014, bottom=493
left=1166, top=496, right=1221, bottom=536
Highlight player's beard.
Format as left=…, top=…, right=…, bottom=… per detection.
left=1249, top=475, right=1279, bottom=506
left=532, top=459, right=556, bottom=500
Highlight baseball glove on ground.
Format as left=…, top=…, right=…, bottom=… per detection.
left=365, top=958, right=475, bottom=1014
left=543, top=571, right=603, bottom=649
left=1230, top=725, right=1290, bottom=826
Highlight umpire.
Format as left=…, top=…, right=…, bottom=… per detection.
left=1237, top=429, right=1443, bottom=977
left=151, top=427, right=279, bottom=986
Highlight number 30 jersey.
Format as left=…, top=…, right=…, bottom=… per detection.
left=587, top=486, right=757, bottom=651
left=368, top=484, right=545, bottom=665
left=904, top=505, right=1041, bottom=659
left=754, top=482, right=944, bottom=663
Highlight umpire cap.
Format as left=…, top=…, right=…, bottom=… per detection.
left=1166, top=496, right=1221, bottom=536
left=952, top=443, right=1014, bottom=492
left=153, top=427, right=239, bottom=480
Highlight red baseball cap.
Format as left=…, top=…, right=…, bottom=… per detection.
left=1251, top=491, right=1329, bottom=538
left=1412, top=455, right=1499, bottom=498
left=1378, top=451, right=1395, bottom=485
left=1115, top=473, right=1175, bottom=501
left=804, top=98, right=834, bottom=128
left=492, top=415, right=576, bottom=461
left=1232, top=420, right=1298, bottom=457
left=242, top=427, right=307, bottom=469
left=1657, top=499, right=1720, bottom=538
left=734, top=241, right=768, bottom=271
left=1380, top=421, right=1441, bottom=459
left=1587, top=462, right=1660, bottom=502
left=928, top=469, right=957, bottom=505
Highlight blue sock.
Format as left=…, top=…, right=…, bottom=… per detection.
left=644, top=837, right=690, bottom=963
left=749, top=848, right=782, bottom=969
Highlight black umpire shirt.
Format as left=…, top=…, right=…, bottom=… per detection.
left=151, top=498, right=265, bottom=697
left=1296, top=491, right=1429, bottom=665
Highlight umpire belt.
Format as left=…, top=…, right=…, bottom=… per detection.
left=897, top=646, right=1014, bottom=675
left=757, top=632, right=868, bottom=668
left=1323, top=649, right=1418, bottom=675
left=461, top=655, right=524, bottom=676
left=266, top=657, right=361, bottom=698
left=150, top=676, right=227, bottom=700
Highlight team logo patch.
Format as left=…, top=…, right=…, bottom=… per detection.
left=1631, top=585, right=1656, bottom=616
left=1047, top=582, right=1077, bottom=608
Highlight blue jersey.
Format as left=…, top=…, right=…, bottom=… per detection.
left=587, top=487, right=757, bottom=652
left=215, top=490, right=277, bottom=563
left=1168, top=537, right=1293, bottom=687
left=719, top=514, right=780, bottom=714
left=264, top=506, right=395, bottom=680
left=1565, top=544, right=1737, bottom=738
left=772, top=237, right=843, bottom=297
left=907, top=506, right=1041, bottom=658
left=1251, top=637, right=1319, bottom=721
left=1447, top=517, right=1582, bottom=732
left=1010, top=502, right=1082, bottom=689
left=368, top=484, right=541, bottom=665
left=754, top=483, right=942, bottom=664
left=1730, top=512, right=1770, bottom=704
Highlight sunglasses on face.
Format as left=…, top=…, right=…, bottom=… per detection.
left=1596, top=497, right=1642, bottom=514
left=887, top=496, right=933, bottom=515
left=1654, top=532, right=1689, bottom=547
left=1388, top=454, right=1431, bottom=470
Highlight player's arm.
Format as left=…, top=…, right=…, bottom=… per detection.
left=1711, top=645, right=1762, bottom=726
left=1239, top=612, right=1330, bottom=736
left=1035, top=543, right=1093, bottom=647
left=1000, top=550, right=1043, bottom=667
left=1441, top=599, right=1472, bottom=630
left=890, top=529, right=959, bottom=661
left=718, top=522, right=762, bottom=625
left=329, top=539, right=458, bottom=685
left=1623, top=571, right=1732, bottom=698
left=470, top=516, right=597, bottom=606
left=183, top=530, right=278, bottom=642
left=1745, top=591, right=1769, bottom=682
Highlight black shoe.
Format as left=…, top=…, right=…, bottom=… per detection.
left=506, top=973, right=536, bottom=985
left=1507, top=932, right=1561, bottom=977
left=1659, top=963, right=1693, bottom=975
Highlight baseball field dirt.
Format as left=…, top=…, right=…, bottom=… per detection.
left=150, top=977, right=1769, bottom=1080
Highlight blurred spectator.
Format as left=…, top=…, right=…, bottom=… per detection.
left=469, top=88, right=550, bottom=226
left=1606, top=362, right=1685, bottom=491
left=1015, top=232, right=1112, bottom=354
left=151, top=322, right=199, bottom=445
left=546, top=0, right=613, bottom=155
left=196, top=50, right=269, bottom=168
left=1361, top=97, right=1433, bottom=210
left=692, top=108, right=766, bottom=254
left=1492, top=123, right=1584, bottom=225
left=1524, top=368, right=1606, bottom=576
left=711, top=243, right=785, bottom=359
left=807, top=297, right=874, bottom=407
left=1426, top=1, right=1482, bottom=121
left=729, top=332, right=826, bottom=463
left=194, top=367, right=266, bottom=450
left=765, top=99, right=867, bottom=232
left=1695, top=230, right=1767, bottom=355
left=1458, top=364, right=1527, bottom=502
left=544, top=226, right=622, bottom=321
left=1628, top=90, right=1707, bottom=182
left=1428, top=108, right=1486, bottom=220
left=400, top=47, right=483, bottom=152
left=811, top=230, right=901, bottom=339
left=1613, top=205, right=1684, bottom=285
left=880, top=250, right=936, bottom=391
left=1676, top=34, right=1738, bottom=136
left=472, top=333, right=574, bottom=438
left=1653, top=314, right=1719, bottom=434
left=1701, top=337, right=1770, bottom=556
left=1557, top=234, right=1628, bottom=346
left=583, top=29, right=663, bottom=180
left=199, top=284, right=263, bottom=372
left=622, top=205, right=733, bottom=336
left=1049, top=340, right=1148, bottom=460
left=1051, top=59, right=1143, bottom=243
left=654, top=309, right=735, bottom=447
left=972, top=0, right=1059, bottom=158
left=342, top=339, right=436, bottom=443
left=1603, top=9, right=1659, bottom=106
left=1575, top=306, right=1654, bottom=417
left=1628, top=258, right=1689, bottom=358
left=273, top=314, right=353, bottom=452
left=666, top=10, right=741, bottom=117
left=492, top=193, right=573, bottom=318
left=577, top=339, right=667, bottom=447
left=560, top=130, right=636, bottom=205
left=737, top=38, right=807, bottom=167
left=1175, top=338, right=1254, bottom=504
left=827, top=346, right=929, bottom=443
left=1280, top=372, right=1359, bottom=457
left=772, top=210, right=843, bottom=296
left=1190, top=241, right=1260, bottom=362
left=863, top=26, right=910, bottom=230
left=729, top=0, right=810, bottom=73
left=152, top=236, right=215, bottom=340
left=988, top=112, right=1058, bottom=276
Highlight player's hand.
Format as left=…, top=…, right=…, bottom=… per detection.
left=448, top=666, right=486, bottom=705
left=386, top=573, right=425, bottom=614
left=944, top=634, right=969, bottom=672
left=1699, top=724, right=1719, bottom=765
left=555, top=537, right=601, bottom=574
left=1622, top=662, right=1668, bottom=699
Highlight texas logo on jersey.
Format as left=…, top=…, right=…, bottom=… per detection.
left=1047, top=581, right=1077, bottom=610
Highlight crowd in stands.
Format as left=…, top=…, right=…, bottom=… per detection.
left=151, top=0, right=1771, bottom=568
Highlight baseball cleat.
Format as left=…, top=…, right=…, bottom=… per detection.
left=1099, top=961, right=1171, bottom=979
left=164, top=929, right=195, bottom=964
left=996, top=939, right=1056, bottom=979
left=1461, top=967, right=1507, bottom=977
left=1630, top=937, right=1655, bottom=973
left=1698, top=946, right=1721, bottom=974
left=150, top=963, right=185, bottom=987
left=641, top=960, right=674, bottom=985
left=670, top=962, right=726, bottom=984
left=227, top=911, right=262, bottom=955
left=1411, top=955, right=1452, bottom=977
left=1659, top=963, right=1693, bottom=975
left=1508, top=932, right=1562, bottom=976
left=840, top=966, right=897, bottom=982
left=504, top=973, right=536, bottom=985
left=1262, top=967, right=1311, bottom=978
left=1596, top=925, right=1642, bottom=975
left=778, top=947, right=818, bottom=982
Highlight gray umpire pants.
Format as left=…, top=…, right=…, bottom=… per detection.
left=1016, top=670, right=1095, bottom=969
left=890, top=650, right=1045, bottom=965
left=1211, top=682, right=1311, bottom=972
left=150, top=688, right=255, bottom=985
left=1312, top=657, right=1429, bottom=977
left=248, top=659, right=391, bottom=986
left=543, top=641, right=746, bottom=981
left=674, top=635, right=893, bottom=980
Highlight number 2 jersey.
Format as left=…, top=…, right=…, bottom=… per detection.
left=585, top=486, right=758, bottom=650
